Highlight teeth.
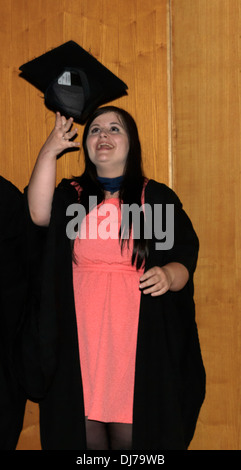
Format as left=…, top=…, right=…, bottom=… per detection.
left=97, top=143, right=113, bottom=149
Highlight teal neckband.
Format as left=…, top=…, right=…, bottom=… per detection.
left=97, top=175, right=123, bottom=194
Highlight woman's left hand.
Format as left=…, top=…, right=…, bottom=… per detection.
left=139, top=263, right=189, bottom=296
left=139, top=266, right=172, bottom=297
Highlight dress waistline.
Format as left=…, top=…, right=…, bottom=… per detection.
left=73, top=263, right=142, bottom=274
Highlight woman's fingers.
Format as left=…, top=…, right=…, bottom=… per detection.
left=62, top=129, right=80, bottom=148
left=139, top=267, right=159, bottom=287
left=139, top=267, right=171, bottom=296
left=55, top=112, right=74, bottom=133
left=141, top=282, right=169, bottom=296
left=55, top=111, right=64, bottom=129
left=53, top=112, right=80, bottom=148
left=41, top=113, right=80, bottom=157
left=63, top=116, right=74, bottom=132
left=64, top=127, right=79, bottom=142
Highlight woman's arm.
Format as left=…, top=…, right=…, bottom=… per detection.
left=139, top=262, right=189, bottom=296
left=27, top=112, right=79, bottom=226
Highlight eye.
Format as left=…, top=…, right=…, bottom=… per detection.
left=109, top=126, right=120, bottom=133
left=89, top=127, right=100, bottom=135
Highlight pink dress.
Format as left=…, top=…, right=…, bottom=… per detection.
left=72, top=190, right=145, bottom=423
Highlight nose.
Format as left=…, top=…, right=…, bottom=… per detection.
left=99, top=127, right=108, bottom=137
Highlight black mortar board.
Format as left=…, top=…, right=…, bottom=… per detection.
left=19, top=40, right=128, bottom=123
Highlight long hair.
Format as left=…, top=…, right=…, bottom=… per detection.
left=72, top=105, right=148, bottom=269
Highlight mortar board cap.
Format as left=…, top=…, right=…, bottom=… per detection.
left=19, top=40, right=128, bottom=123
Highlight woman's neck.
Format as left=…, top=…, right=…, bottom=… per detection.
left=104, top=190, right=119, bottom=199
left=97, top=175, right=123, bottom=197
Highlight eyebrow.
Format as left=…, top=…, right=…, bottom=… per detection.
left=89, top=121, right=124, bottom=128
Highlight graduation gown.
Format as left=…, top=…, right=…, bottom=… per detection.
left=0, top=176, right=27, bottom=449
left=24, top=178, right=205, bottom=450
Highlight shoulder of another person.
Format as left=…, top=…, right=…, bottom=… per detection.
left=0, top=176, right=22, bottom=198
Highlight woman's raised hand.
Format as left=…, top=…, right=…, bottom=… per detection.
left=27, top=112, right=80, bottom=226
left=40, top=112, right=80, bottom=159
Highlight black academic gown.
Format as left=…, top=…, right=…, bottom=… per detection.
left=24, top=178, right=205, bottom=450
left=0, top=176, right=27, bottom=449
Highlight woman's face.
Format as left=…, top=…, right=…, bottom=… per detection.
left=86, top=112, right=130, bottom=177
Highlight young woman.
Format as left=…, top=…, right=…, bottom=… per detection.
left=27, top=106, right=205, bottom=450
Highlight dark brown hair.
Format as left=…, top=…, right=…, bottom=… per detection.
left=72, top=106, right=148, bottom=269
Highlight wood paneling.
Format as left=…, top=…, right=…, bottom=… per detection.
left=0, top=0, right=169, bottom=450
left=171, top=0, right=241, bottom=450
left=0, top=0, right=169, bottom=192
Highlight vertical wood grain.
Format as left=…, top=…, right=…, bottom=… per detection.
left=171, top=0, right=241, bottom=450
left=0, top=0, right=169, bottom=191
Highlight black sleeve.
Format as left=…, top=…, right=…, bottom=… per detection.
left=14, top=180, right=77, bottom=400
left=0, top=177, right=27, bottom=448
left=162, top=186, right=199, bottom=276
left=146, top=181, right=199, bottom=277
left=12, top=185, right=49, bottom=399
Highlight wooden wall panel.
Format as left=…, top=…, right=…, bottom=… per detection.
left=0, top=0, right=169, bottom=449
left=171, top=0, right=241, bottom=450
left=0, top=0, right=169, bottom=192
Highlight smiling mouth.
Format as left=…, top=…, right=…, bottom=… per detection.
left=97, top=143, right=114, bottom=150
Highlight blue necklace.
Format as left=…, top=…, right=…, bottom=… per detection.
left=97, top=175, right=123, bottom=194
